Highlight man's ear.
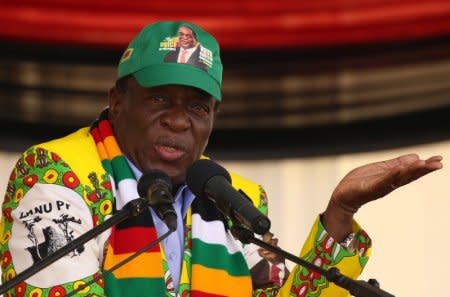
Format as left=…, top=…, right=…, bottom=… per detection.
left=108, top=86, right=122, bottom=123
left=213, top=100, right=221, bottom=113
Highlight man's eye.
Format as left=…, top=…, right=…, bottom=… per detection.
left=146, top=96, right=167, bottom=104
left=190, top=104, right=210, bottom=116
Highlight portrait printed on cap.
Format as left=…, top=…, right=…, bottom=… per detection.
left=160, top=25, right=213, bottom=71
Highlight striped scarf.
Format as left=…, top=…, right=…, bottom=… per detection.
left=90, top=109, right=252, bottom=297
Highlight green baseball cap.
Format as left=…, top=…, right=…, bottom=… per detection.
left=118, top=21, right=223, bottom=101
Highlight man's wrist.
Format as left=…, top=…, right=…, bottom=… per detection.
left=322, top=199, right=354, bottom=242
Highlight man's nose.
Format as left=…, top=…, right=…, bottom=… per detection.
left=161, top=105, right=190, bottom=131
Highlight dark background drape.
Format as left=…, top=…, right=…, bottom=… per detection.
left=1, top=0, right=450, bottom=158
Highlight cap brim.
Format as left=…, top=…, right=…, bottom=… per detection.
left=133, top=63, right=221, bottom=101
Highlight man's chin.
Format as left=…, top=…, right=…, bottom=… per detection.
left=148, top=164, right=186, bottom=185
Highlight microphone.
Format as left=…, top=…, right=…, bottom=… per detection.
left=186, top=159, right=270, bottom=235
left=137, top=170, right=177, bottom=231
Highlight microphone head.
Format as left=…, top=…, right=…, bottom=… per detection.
left=137, top=170, right=172, bottom=198
left=186, top=159, right=231, bottom=196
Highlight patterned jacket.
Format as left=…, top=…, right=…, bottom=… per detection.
left=0, top=127, right=371, bottom=296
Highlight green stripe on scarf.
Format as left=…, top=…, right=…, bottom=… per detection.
left=104, top=274, right=166, bottom=297
left=191, top=238, right=250, bottom=276
left=111, top=156, right=135, bottom=181
left=101, top=159, right=113, bottom=176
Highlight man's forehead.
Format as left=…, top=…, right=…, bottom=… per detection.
left=179, top=26, right=193, bottom=33
left=139, top=83, right=213, bottom=99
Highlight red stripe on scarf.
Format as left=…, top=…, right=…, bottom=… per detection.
left=91, top=127, right=101, bottom=144
left=111, top=226, right=161, bottom=254
left=99, top=118, right=114, bottom=138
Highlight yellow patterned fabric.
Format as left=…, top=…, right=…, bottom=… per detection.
left=1, top=127, right=371, bottom=297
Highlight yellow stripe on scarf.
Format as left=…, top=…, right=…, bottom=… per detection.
left=104, top=245, right=164, bottom=278
left=191, top=264, right=252, bottom=297
left=103, top=135, right=122, bottom=159
left=96, top=142, right=108, bottom=161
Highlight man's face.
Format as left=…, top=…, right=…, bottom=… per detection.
left=178, top=26, right=196, bottom=49
left=109, top=77, right=216, bottom=186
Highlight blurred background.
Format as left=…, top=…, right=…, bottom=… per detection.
left=1, top=0, right=450, bottom=295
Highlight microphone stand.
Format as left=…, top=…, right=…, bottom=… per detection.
left=232, top=226, right=395, bottom=297
left=0, top=198, right=170, bottom=295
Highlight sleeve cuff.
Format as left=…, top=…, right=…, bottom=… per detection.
left=301, top=215, right=372, bottom=267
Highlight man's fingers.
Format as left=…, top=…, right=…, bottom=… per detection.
left=395, top=154, right=442, bottom=168
left=392, top=155, right=443, bottom=188
left=396, top=153, right=420, bottom=165
left=425, top=155, right=443, bottom=169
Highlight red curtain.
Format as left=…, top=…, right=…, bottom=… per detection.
left=2, top=0, right=450, bottom=49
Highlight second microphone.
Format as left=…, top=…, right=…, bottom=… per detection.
left=186, top=159, right=271, bottom=235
